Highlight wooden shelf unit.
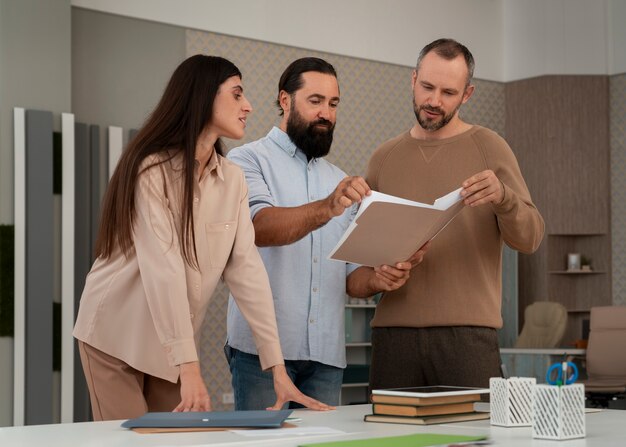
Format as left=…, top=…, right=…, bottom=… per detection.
left=508, top=76, right=612, bottom=348
left=546, top=234, right=611, bottom=343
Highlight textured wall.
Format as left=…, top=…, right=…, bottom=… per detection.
left=611, top=73, right=626, bottom=305
left=0, top=0, right=72, bottom=223
left=186, top=29, right=506, bottom=408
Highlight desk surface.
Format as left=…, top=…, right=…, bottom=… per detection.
left=500, top=348, right=587, bottom=355
left=1, top=404, right=624, bottom=447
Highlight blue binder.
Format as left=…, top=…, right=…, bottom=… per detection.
left=121, top=409, right=292, bottom=429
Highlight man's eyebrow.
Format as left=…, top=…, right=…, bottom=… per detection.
left=420, top=81, right=458, bottom=94
left=307, top=93, right=340, bottom=102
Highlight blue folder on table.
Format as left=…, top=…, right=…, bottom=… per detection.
left=121, top=409, right=292, bottom=430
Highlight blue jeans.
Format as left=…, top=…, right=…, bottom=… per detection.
left=225, top=345, right=343, bottom=410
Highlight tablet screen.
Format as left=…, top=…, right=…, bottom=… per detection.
left=372, top=386, right=489, bottom=397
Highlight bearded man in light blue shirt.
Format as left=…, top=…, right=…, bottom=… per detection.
left=225, top=57, right=427, bottom=410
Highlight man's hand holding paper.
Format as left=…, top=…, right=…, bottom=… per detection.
left=461, top=169, right=505, bottom=207
left=324, top=176, right=371, bottom=217
left=371, top=242, right=430, bottom=291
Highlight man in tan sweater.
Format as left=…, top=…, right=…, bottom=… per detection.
left=366, top=38, right=545, bottom=390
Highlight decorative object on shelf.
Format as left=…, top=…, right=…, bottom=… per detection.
left=365, top=292, right=382, bottom=306
left=581, top=255, right=592, bottom=271
left=567, top=253, right=581, bottom=271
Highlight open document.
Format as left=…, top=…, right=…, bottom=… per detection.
left=328, top=188, right=464, bottom=267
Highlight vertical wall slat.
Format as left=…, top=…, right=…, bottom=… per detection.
left=13, top=108, right=26, bottom=426
left=61, top=113, right=75, bottom=423
left=73, top=123, right=93, bottom=422
left=107, top=126, right=123, bottom=180
left=24, top=110, right=54, bottom=425
left=89, top=126, right=100, bottom=253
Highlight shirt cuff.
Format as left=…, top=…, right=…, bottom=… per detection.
left=256, top=342, right=284, bottom=371
left=492, top=182, right=515, bottom=214
left=164, top=338, right=198, bottom=366
left=347, top=262, right=360, bottom=275
left=249, top=201, right=273, bottom=220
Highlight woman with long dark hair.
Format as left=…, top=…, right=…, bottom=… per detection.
left=73, top=55, right=330, bottom=420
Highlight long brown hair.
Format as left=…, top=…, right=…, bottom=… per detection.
left=94, top=55, right=242, bottom=267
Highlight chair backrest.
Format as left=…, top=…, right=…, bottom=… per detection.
left=586, top=306, right=626, bottom=381
left=514, top=301, right=567, bottom=348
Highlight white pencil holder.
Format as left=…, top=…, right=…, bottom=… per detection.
left=489, top=377, right=536, bottom=427
left=532, top=384, right=585, bottom=440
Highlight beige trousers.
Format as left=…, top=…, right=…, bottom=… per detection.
left=78, top=341, right=181, bottom=421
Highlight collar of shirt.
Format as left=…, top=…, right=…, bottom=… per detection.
left=166, top=148, right=225, bottom=183
left=202, top=149, right=224, bottom=182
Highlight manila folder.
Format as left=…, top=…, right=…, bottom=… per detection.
left=329, top=188, right=464, bottom=267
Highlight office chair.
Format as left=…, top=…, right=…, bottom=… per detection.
left=583, top=306, right=626, bottom=408
left=514, top=301, right=567, bottom=349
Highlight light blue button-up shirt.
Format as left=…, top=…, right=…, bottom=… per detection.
left=226, top=127, right=357, bottom=368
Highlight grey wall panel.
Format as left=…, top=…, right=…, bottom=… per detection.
left=71, top=8, right=184, bottom=133
left=498, top=247, right=518, bottom=348
left=73, top=122, right=92, bottom=422
left=25, top=110, right=54, bottom=425
left=73, top=123, right=91, bottom=303
left=0, top=0, right=71, bottom=223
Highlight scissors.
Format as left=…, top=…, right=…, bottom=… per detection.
left=546, top=361, right=578, bottom=386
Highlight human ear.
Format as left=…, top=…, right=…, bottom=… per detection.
left=462, top=84, right=475, bottom=104
left=279, top=90, right=291, bottom=114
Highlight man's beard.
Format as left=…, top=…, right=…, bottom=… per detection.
left=413, top=97, right=461, bottom=132
left=286, top=106, right=335, bottom=160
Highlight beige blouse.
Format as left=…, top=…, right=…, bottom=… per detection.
left=73, top=151, right=283, bottom=383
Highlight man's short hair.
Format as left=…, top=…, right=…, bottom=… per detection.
left=416, top=38, right=475, bottom=86
left=276, top=57, right=338, bottom=115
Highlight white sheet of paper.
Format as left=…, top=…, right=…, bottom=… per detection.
left=229, top=426, right=345, bottom=437
left=356, top=188, right=462, bottom=219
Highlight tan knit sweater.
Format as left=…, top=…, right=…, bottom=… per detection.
left=365, top=126, right=544, bottom=329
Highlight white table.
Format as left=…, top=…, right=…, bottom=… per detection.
left=1, top=404, right=625, bottom=446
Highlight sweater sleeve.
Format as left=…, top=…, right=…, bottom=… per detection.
left=133, top=161, right=198, bottom=367
left=476, top=129, right=545, bottom=254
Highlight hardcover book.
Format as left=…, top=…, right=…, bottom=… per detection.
left=371, top=385, right=489, bottom=406
left=364, top=411, right=490, bottom=426
left=373, top=401, right=476, bottom=417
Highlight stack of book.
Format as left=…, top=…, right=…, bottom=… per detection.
left=364, top=386, right=490, bottom=426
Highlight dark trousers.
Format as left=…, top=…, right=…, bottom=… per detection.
left=369, top=326, right=502, bottom=392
